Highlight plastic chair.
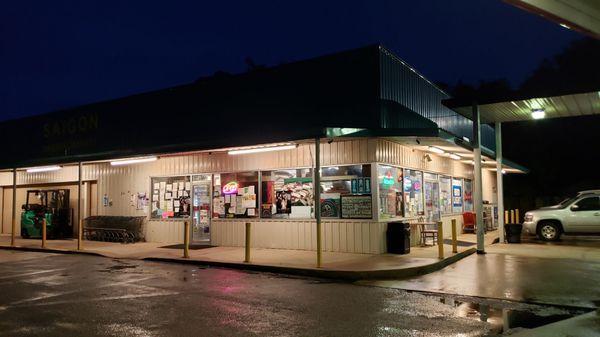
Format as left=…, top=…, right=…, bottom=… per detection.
left=462, top=212, right=476, bottom=233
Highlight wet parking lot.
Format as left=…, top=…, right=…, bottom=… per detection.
left=0, top=250, right=594, bottom=337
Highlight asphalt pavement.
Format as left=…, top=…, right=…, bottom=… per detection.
left=0, top=250, right=493, bottom=337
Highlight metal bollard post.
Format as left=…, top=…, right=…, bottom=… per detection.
left=510, top=210, right=515, bottom=224
left=451, top=219, right=458, bottom=254
left=183, top=220, right=190, bottom=259
left=244, top=222, right=251, bottom=263
left=504, top=210, right=509, bottom=224
left=41, top=218, right=47, bottom=249
left=437, top=221, right=444, bottom=259
left=77, top=219, right=83, bottom=250
left=515, top=209, right=520, bottom=224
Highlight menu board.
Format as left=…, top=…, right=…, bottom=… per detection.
left=340, top=195, right=373, bottom=219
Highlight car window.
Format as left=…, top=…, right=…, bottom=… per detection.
left=573, top=197, right=600, bottom=211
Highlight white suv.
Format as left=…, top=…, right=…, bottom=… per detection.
left=523, top=191, right=600, bottom=241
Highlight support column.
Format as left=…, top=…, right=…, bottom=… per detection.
left=472, top=103, right=485, bottom=254
left=77, top=162, right=83, bottom=250
left=314, top=138, right=322, bottom=268
left=496, top=122, right=505, bottom=243
left=10, top=168, right=17, bottom=246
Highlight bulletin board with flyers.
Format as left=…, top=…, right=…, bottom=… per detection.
left=150, top=176, right=192, bottom=219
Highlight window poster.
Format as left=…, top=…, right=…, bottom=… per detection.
left=150, top=176, right=191, bottom=219
left=452, top=178, right=463, bottom=213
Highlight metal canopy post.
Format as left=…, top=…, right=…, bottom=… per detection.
left=10, top=168, right=17, bottom=246
left=472, top=103, right=485, bottom=254
left=314, top=138, right=322, bottom=268
left=495, top=123, right=505, bottom=243
left=77, top=162, right=83, bottom=250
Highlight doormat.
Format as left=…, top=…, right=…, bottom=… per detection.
left=159, top=244, right=214, bottom=250
left=443, top=239, right=476, bottom=247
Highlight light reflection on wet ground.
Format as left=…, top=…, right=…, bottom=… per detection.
left=0, top=250, right=592, bottom=337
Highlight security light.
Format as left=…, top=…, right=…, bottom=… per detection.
left=428, top=146, right=445, bottom=154
left=531, top=108, right=545, bottom=119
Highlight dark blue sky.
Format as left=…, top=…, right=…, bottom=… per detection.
left=1, top=0, right=581, bottom=121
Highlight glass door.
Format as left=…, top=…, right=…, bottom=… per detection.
left=424, top=179, right=441, bottom=221
left=192, top=175, right=212, bottom=243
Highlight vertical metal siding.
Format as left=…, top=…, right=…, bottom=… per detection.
left=379, top=47, right=496, bottom=147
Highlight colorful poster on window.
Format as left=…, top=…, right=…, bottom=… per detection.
left=452, top=179, right=463, bottom=213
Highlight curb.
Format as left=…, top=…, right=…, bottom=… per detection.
left=0, top=244, right=475, bottom=281
left=143, top=248, right=477, bottom=281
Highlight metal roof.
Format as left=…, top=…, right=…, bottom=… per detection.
left=444, top=90, right=600, bottom=124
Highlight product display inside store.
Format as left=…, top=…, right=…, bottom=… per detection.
left=261, top=169, right=313, bottom=218
left=320, top=165, right=372, bottom=219
left=378, top=164, right=403, bottom=219
left=403, top=169, right=424, bottom=217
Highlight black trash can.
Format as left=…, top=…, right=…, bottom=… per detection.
left=386, top=221, right=411, bottom=254
left=505, top=224, right=523, bottom=243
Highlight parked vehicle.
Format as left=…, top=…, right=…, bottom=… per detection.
left=523, top=191, right=600, bottom=241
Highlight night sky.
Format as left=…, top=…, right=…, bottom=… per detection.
left=1, top=0, right=582, bottom=122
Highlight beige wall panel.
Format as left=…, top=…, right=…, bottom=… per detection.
left=482, top=169, right=498, bottom=204
left=211, top=219, right=381, bottom=254
left=375, top=139, right=474, bottom=179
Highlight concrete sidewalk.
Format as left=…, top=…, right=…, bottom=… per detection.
left=0, top=231, right=497, bottom=280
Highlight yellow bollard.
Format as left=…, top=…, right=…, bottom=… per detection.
left=183, top=221, right=190, bottom=258
left=510, top=210, right=515, bottom=224
left=41, top=218, right=47, bottom=249
left=437, top=221, right=444, bottom=259
left=515, top=209, right=520, bottom=224
left=78, top=219, right=83, bottom=250
left=504, top=210, right=509, bottom=224
left=451, top=219, right=458, bottom=254
left=244, top=222, right=251, bottom=263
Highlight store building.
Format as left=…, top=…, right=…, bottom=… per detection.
left=0, top=45, right=525, bottom=254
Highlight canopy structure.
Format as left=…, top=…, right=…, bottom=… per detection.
left=443, top=88, right=600, bottom=250
left=505, top=0, right=600, bottom=39
left=444, top=90, right=600, bottom=123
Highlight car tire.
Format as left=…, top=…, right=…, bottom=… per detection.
left=537, top=222, right=561, bottom=242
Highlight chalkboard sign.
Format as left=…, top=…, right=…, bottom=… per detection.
left=340, top=195, right=373, bottom=219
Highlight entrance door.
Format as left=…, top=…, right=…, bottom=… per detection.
left=191, top=176, right=212, bottom=242
left=424, top=180, right=440, bottom=221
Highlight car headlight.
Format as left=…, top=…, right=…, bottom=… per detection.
left=524, top=213, right=533, bottom=222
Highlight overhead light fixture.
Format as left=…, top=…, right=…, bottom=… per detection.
left=531, top=108, right=545, bottom=120
left=228, top=144, right=297, bottom=155
left=428, top=146, right=445, bottom=154
left=462, top=136, right=470, bottom=142
left=559, top=23, right=570, bottom=29
left=26, top=165, right=62, bottom=173
left=448, top=153, right=461, bottom=160
left=110, top=156, right=157, bottom=166
left=502, top=169, right=507, bottom=174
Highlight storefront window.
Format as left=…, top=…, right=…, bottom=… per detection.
left=452, top=178, right=463, bottom=213
left=212, top=172, right=258, bottom=218
left=377, top=164, right=403, bottom=219
left=463, top=179, right=473, bottom=212
left=439, top=176, right=452, bottom=214
left=320, top=164, right=372, bottom=219
left=403, top=169, right=424, bottom=217
left=150, top=176, right=192, bottom=219
left=261, top=168, right=313, bottom=219
left=424, top=173, right=440, bottom=221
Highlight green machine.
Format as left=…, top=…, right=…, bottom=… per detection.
left=21, top=189, right=73, bottom=239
